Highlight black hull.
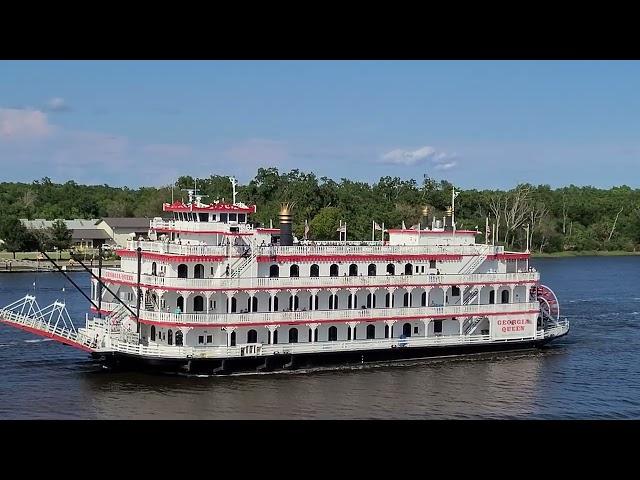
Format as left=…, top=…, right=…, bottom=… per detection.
left=91, top=336, right=562, bottom=376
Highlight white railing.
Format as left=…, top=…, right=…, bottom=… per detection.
left=124, top=240, right=506, bottom=258
left=97, top=300, right=539, bottom=326
left=97, top=268, right=539, bottom=291
left=150, top=219, right=255, bottom=234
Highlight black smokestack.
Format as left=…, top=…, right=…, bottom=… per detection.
left=444, top=206, right=453, bottom=231
left=279, top=203, right=294, bottom=246
left=421, top=206, right=430, bottom=228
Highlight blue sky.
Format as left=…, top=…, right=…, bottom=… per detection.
left=1, top=60, right=639, bottom=189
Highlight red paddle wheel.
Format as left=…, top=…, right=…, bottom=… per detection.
left=532, top=284, right=560, bottom=322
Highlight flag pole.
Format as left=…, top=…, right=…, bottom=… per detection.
left=372, top=220, right=374, bottom=242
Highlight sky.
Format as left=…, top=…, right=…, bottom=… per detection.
left=1, top=60, right=639, bottom=190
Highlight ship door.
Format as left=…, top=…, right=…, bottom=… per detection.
left=402, top=323, right=412, bottom=337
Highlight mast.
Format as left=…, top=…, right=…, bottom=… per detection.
left=229, top=176, right=237, bottom=205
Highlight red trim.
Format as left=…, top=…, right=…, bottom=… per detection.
left=116, top=249, right=226, bottom=262
left=102, top=277, right=536, bottom=293
left=487, top=253, right=530, bottom=261
left=163, top=201, right=256, bottom=213
left=151, top=227, right=254, bottom=236
left=257, top=254, right=463, bottom=263
left=135, top=309, right=539, bottom=328
left=387, top=229, right=479, bottom=235
left=0, top=318, right=95, bottom=353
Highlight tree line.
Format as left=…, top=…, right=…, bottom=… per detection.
left=2, top=169, right=640, bottom=254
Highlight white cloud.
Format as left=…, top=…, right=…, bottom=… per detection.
left=46, top=97, right=70, bottom=112
left=381, top=145, right=459, bottom=170
left=0, top=108, right=52, bottom=140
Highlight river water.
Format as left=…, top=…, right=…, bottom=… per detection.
left=1, top=256, right=639, bottom=419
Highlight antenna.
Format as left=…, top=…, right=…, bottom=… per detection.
left=229, top=176, right=237, bottom=205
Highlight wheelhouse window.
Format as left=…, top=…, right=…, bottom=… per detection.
left=229, top=213, right=237, bottom=222
left=310, top=264, right=319, bottom=277
left=198, top=213, right=208, bottom=222
left=220, top=213, right=228, bottom=223
left=238, top=214, right=246, bottom=223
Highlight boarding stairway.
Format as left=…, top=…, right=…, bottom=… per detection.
left=0, top=295, right=96, bottom=352
left=230, top=247, right=258, bottom=278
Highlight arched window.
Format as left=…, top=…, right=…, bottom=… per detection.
left=329, top=294, right=338, bottom=310
left=250, top=296, right=258, bottom=312
left=289, top=328, right=298, bottom=343
left=193, top=295, right=204, bottom=312
left=178, top=264, right=188, bottom=278
left=501, top=290, right=510, bottom=304
left=403, top=292, right=410, bottom=307
left=177, top=296, right=184, bottom=313
left=349, top=264, right=358, bottom=276
left=290, top=264, right=299, bottom=277
left=269, top=265, right=279, bottom=278
left=231, top=297, right=237, bottom=313
left=151, top=262, right=157, bottom=276
left=310, top=264, right=319, bottom=277
left=451, top=285, right=460, bottom=297
left=385, top=292, right=391, bottom=307
left=150, top=325, right=156, bottom=341
left=368, top=264, right=376, bottom=276
left=194, top=264, right=204, bottom=279
left=366, top=324, right=375, bottom=339
left=328, top=326, right=338, bottom=341
left=272, top=296, right=279, bottom=311
left=247, top=329, right=258, bottom=343
left=175, top=330, right=183, bottom=346
left=404, top=263, right=413, bottom=275
left=273, top=330, right=278, bottom=344
left=422, top=291, right=427, bottom=306
left=330, top=264, right=339, bottom=277
left=230, top=331, right=236, bottom=346
left=167, top=329, right=173, bottom=345
left=402, top=323, right=412, bottom=337
left=385, top=324, right=390, bottom=338
left=489, top=290, right=495, bottom=304
left=387, top=263, right=395, bottom=275
left=289, top=295, right=299, bottom=311
left=367, top=293, right=373, bottom=308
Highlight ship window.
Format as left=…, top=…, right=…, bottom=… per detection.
left=289, top=328, right=298, bottom=343
left=328, top=326, right=338, bottom=341
left=178, top=264, right=188, bottom=278
left=175, top=331, right=183, bottom=346
left=211, top=266, right=214, bottom=275
left=198, top=213, right=208, bottom=222
left=251, top=296, right=258, bottom=312
left=177, top=296, right=184, bottom=313
left=367, top=324, right=375, bottom=339
left=207, top=335, right=212, bottom=343
left=502, top=290, right=510, bottom=304
left=193, top=296, right=204, bottom=312
left=386, top=263, right=395, bottom=275
left=194, top=264, right=204, bottom=278
left=414, top=326, right=419, bottom=334
left=199, top=335, right=204, bottom=344
left=404, top=263, right=413, bottom=275
left=150, top=325, right=156, bottom=341
left=230, top=331, right=236, bottom=346
left=403, top=292, right=410, bottom=307
left=290, top=264, right=299, bottom=277
left=310, top=264, right=319, bottom=277
left=273, top=330, right=278, bottom=345
left=330, top=264, right=339, bottom=277
left=247, top=329, right=257, bottom=344
left=430, top=260, right=436, bottom=269
left=229, top=213, right=237, bottom=222
left=289, top=295, right=299, bottom=311
left=349, top=264, right=358, bottom=276
left=402, top=323, right=412, bottom=337
left=231, top=297, right=237, bottom=313
left=422, top=291, right=427, bottom=306
left=270, top=265, right=279, bottom=278
left=151, top=262, right=157, bottom=276
left=238, top=214, right=246, bottom=223
left=272, top=296, right=279, bottom=311
left=489, top=290, right=495, bottom=304
left=434, top=320, right=443, bottom=334
left=385, top=324, right=390, bottom=338
left=168, top=329, right=173, bottom=345
left=368, top=264, right=376, bottom=276
left=220, top=213, right=228, bottom=223
left=210, top=213, right=217, bottom=221
left=451, top=286, right=460, bottom=296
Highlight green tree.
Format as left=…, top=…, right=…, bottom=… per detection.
left=0, top=216, right=38, bottom=258
left=48, top=219, right=72, bottom=253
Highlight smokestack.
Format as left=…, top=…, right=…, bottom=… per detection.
left=421, top=206, right=430, bottom=229
left=279, top=203, right=294, bottom=246
left=444, top=206, right=454, bottom=231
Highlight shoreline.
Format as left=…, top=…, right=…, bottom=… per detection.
left=531, top=250, right=640, bottom=258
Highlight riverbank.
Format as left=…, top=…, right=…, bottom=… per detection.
left=531, top=250, right=640, bottom=258
left=0, top=259, right=120, bottom=273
